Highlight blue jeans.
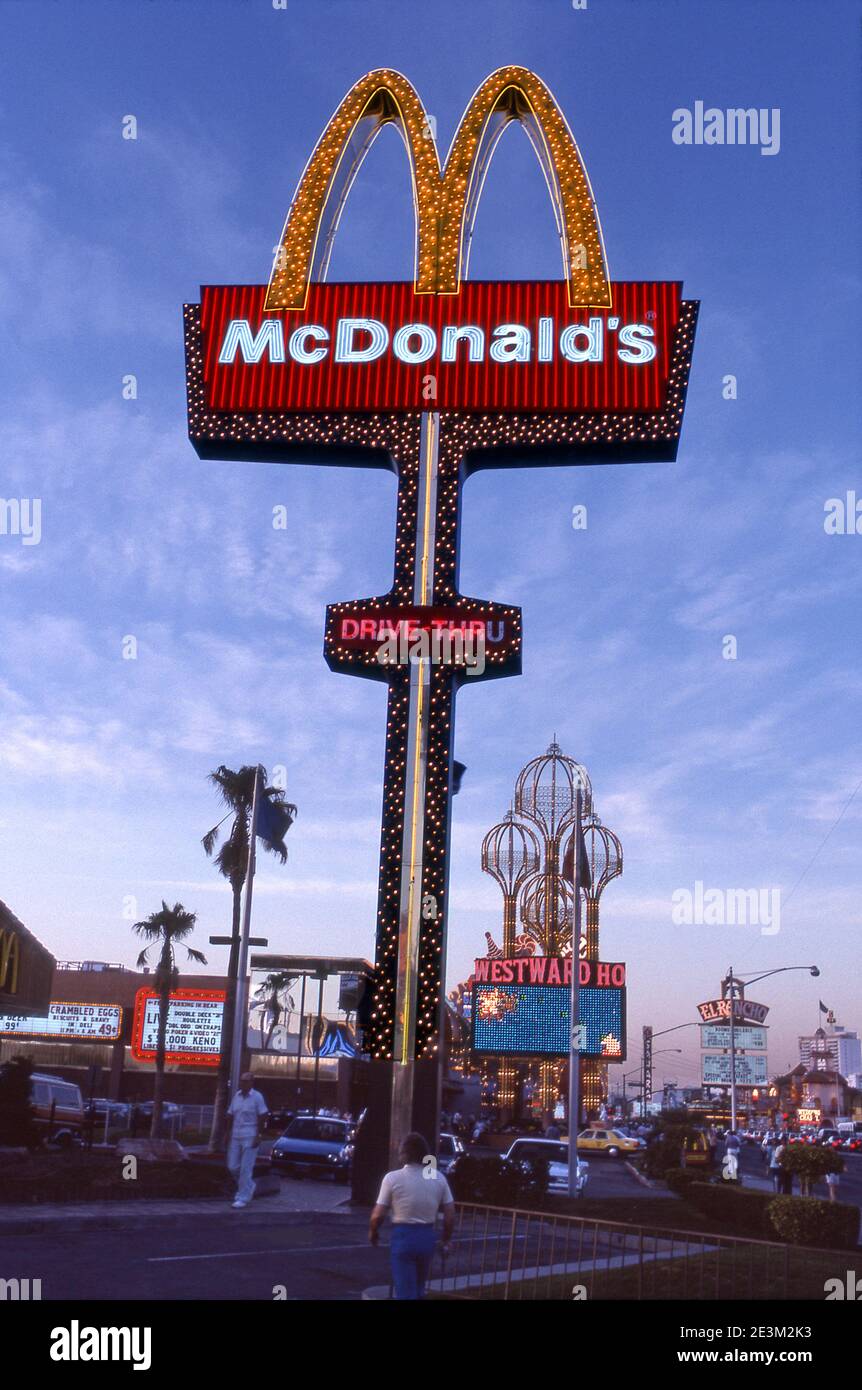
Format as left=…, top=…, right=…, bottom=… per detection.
left=390, top=1223, right=437, bottom=1300
left=227, top=1137, right=258, bottom=1204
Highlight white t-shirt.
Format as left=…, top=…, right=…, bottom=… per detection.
left=375, top=1163, right=454, bottom=1224
left=228, top=1088, right=268, bottom=1140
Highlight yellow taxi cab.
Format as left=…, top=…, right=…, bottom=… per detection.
left=576, top=1127, right=644, bottom=1157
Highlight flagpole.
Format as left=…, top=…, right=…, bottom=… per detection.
left=229, top=764, right=262, bottom=1096
left=568, top=787, right=583, bottom=1198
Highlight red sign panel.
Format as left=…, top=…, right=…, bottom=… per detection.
left=331, top=606, right=519, bottom=654
left=200, top=281, right=682, bottom=415
left=473, top=958, right=626, bottom=987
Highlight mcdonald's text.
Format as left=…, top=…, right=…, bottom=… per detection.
left=200, top=281, right=682, bottom=414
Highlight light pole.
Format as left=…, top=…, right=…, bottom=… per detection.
left=725, top=964, right=819, bottom=1134
left=641, top=1022, right=700, bottom=1119
left=620, top=1067, right=642, bottom=1120
left=646, top=1049, right=682, bottom=1115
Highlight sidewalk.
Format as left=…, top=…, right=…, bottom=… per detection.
left=740, top=1166, right=777, bottom=1194
left=0, top=1178, right=354, bottom=1235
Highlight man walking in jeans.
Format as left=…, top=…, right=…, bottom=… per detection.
left=369, top=1132, right=456, bottom=1300
left=226, top=1072, right=268, bottom=1209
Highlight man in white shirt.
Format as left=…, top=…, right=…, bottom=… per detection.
left=226, top=1072, right=268, bottom=1209
left=369, top=1132, right=456, bottom=1299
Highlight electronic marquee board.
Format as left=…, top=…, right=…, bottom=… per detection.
left=700, top=1024, right=767, bottom=1051
left=701, top=1053, right=768, bottom=1087
left=0, top=1001, right=122, bottom=1040
left=470, top=958, right=626, bottom=1060
left=131, top=988, right=225, bottom=1067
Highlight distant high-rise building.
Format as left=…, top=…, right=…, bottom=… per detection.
left=798, top=1020, right=861, bottom=1078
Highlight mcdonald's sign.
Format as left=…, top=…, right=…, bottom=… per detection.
left=183, top=66, right=697, bottom=1162
left=186, top=65, right=696, bottom=444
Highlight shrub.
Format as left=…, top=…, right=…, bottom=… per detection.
left=642, top=1136, right=684, bottom=1178
left=767, top=1196, right=859, bottom=1250
left=0, top=1150, right=233, bottom=1204
left=682, top=1181, right=776, bottom=1239
left=778, top=1145, right=843, bottom=1195
left=0, top=1057, right=38, bottom=1148
left=663, top=1168, right=702, bottom=1196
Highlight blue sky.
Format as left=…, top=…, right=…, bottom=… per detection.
left=1, top=0, right=860, bottom=1086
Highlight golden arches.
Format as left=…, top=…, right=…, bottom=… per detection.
left=265, top=65, right=610, bottom=312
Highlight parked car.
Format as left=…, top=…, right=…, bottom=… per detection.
left=270, top=1116, right=354, bottom=1181
left=266, top=1107, right=296, bottom=1130
left=576, top=1127, right=643, bottom=1157
left=502, top=1137, right=589, bottom=1194
left=437, top=1132, right=465, bottom=1174
left=30, top=1072, right=84, bottom=1143
left=84, top=1099, right=130, bottom=1125
left=133, top=1101, right=181, bottom=1121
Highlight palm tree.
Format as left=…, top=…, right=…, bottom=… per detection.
left=202, top=764, right=297, bottom=1148
left=254, top=971, right=297, bottom=1050
left=132, top=901, right=206, bottom=1140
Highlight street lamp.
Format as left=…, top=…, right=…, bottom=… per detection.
left=725, top=964, right=820, bottom=1134
left=620, top=1067, right=643, bottom=1120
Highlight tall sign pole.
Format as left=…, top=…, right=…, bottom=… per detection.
left=183, top=65, right=697, bottom=1188
left=389, top=411, right=440, bottom=1162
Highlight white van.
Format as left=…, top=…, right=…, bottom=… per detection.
left=30, top=1072, right=84, bottom=1143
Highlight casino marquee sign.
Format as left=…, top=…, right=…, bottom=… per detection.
left=184, top=66, right=697, bottom=1139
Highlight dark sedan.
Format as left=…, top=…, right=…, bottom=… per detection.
left=270, top=1116, right=354, bottom=1181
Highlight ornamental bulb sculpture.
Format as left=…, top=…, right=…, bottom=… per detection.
left=481, top=810, right=540, bottom=1112
left=513, top=741, right=592, bottom=1113
left=475, top=741, right=623, bottom=1122
left=481, top=811, right=541, bottom=954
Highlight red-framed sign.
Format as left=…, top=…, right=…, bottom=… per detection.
left=131, top=987, right=225, bottom=1067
